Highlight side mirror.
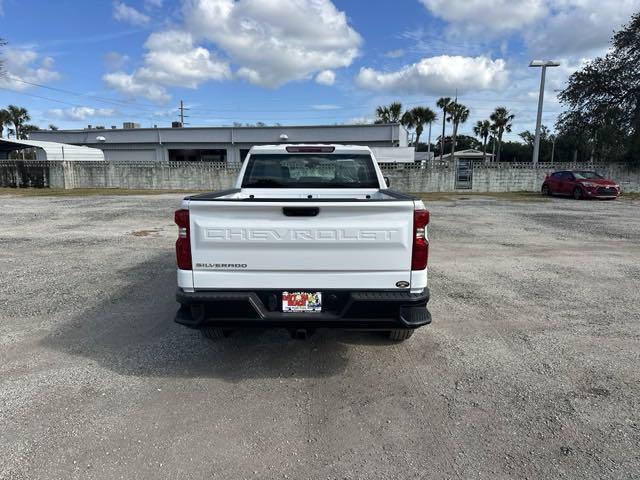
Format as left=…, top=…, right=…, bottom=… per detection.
left=384, top=176, right=391, bottom=187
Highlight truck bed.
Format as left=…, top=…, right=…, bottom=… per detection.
left=185, top=188, right=415, bottom=202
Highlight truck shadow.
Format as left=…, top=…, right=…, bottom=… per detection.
left=40, top=253, right=390, bottom=381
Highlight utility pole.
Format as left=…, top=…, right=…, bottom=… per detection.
left=427, top=121, right=432, bottom=164
left=178, top=100, right=189, bottom=126
left=529, top=60, right=559, bottom=164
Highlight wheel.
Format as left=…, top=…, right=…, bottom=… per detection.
left=541, top=184, right=551, bottom=196
left=388, top=329, right=414, bottom=341
left=573, top=187, right=583, bottom=200
left=201, top=327, right=231, bottom=340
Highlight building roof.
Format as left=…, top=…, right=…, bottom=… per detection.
left=30, top=123, right=406, bottom=147
left=0, top=138, right=105, bottom=161
left=440, top=149, right=494, bottom=160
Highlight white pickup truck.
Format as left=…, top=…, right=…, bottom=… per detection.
left=174, top=144, right=431, bottom=341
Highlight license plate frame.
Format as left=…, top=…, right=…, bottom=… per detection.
left=282, top=291, right=322, bottom=313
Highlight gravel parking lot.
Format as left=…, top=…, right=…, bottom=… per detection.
left=1, top=192, right=639, bottom=480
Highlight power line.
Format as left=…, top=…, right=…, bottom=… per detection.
left=5, top=77, right=162, bottom=113
left=0, top=87, right=168, bottom=123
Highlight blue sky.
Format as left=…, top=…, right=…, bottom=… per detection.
left=1, top=0, right=638, bottom=139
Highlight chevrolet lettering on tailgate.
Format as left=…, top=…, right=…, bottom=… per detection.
left=204, top=228, right=400, bottom=242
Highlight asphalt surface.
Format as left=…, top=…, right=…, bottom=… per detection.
left=1, top=193, right=639, bottom=480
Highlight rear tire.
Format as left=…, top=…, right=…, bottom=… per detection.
left=201, top=327, right=230, bottom=340
left=573, top=187, right=583, bottom=200
left=541, top=184, right=551, bottom=196
left=388, top=329, right=414, bottom=341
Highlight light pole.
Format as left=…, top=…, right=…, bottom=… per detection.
left=529, top=60, right=560, bottom=165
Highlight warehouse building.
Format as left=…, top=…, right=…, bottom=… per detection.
left=30, top=123, right=409, bottom=164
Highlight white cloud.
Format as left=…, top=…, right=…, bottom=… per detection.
left=113, top=1, right=150, bottom=26
left=104, top=51, right=130, bottom=71
left=315, top=70, right=336, bottom=86
left=0, top=47, right=61, bottom=90
left=103, top=71, right=170, bottom=103
left=419, top=0, right=638, bottom=58
left=383, top=49, right=405, bottom=58
left=103, top=30, right=231, bottom=103
left=48, top=107, right=118, bottom=121
left=311, top=104, right=342, bottom=110
left=524, top=0, right=640, bottom=57
left=137, top=30, right=231, bottom=87
left=419, top=0, right=547, bottom=34
left=145, top=0, right=163, bottom=8
left=355, top=55, right=508, bottom=95
left=183, top=0, right=362, bottom=87
left=345, top=116, right=374, bottom=125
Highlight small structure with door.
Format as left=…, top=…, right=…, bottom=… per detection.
left=440, top=149, right=495, bottom=190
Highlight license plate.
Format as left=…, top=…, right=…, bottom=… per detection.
left=282, top=292, right=322, bottom=313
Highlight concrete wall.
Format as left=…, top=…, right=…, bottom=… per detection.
left=1, top=160, right=639, bottom=193
left=380, top=162, right=640, bottom=193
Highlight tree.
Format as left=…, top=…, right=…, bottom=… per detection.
left=19, top=124, right=40, bottom=139
left=473, top=120, right=491, bottom=163
left=48, top=124, right=59, bottom=131
left=375, top=102, right=403, bottom=124
left=519, top=126, right=552, bottom=161
left=0, top=108, right=10, bottom=139
left=400, top=110, right=416, bottom=143
left=436, top=97, right=453, bottom=160
left=490, top=106, right=515, bottom=163
left=5, top=105, right=31, bottom=140
left=447, top=102, right=470, bottom=157
left=408, top=106, right=436, bottom=146
left=558, top=11, right=640, bottom=165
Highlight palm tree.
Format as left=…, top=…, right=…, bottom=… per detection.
left=436, top=97, right=453, bottom=160
left=490, top=106, right=515, bottom=163
left=447, top=102, right=470, bottom=158
left=388, top=102, right=403, bottom=123
left=400, top=110, right=416, bottom=144
left=375, top=105, right=390, bottom=124
left=0, top=108, right=10, bottom=139
left=19, top=124, right=40, bottom=139
left=409, top=106, right=437, bottom=147
left=473, top=120, right=491, bottom=163
left=6, top=105, right=31, bottom=140
left=489, top=123, right=498, bottom=162
left=374, top=102, right=403, bottom=124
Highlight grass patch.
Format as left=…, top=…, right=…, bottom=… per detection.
left=0, top=187, right=208, bottom=197
left=620, top=192, right=640, bottom=200
left=415, top=191, right=548, bottom=202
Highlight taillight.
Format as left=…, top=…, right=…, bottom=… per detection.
left=174, top=209, right=192, bottom=270
left=411, top=209, right=429, bottom=270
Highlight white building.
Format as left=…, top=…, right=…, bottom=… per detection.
left=30, top=123, right=409, bottom=165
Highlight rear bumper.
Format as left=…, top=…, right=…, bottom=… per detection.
left=175, top=288, right=431, bottom=330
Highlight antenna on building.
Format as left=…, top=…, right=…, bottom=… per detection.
left=178, top=100, right=189, bottom=127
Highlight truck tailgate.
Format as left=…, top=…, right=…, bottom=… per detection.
left=188, top=200, right=415, bottom=290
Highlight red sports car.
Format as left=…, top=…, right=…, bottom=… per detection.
left=541, top=170, right=621, bottom=200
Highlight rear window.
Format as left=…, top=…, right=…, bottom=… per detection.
left=573, top=171, right=603, bottom=179
left=242, top=154, right=379, bottom=188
